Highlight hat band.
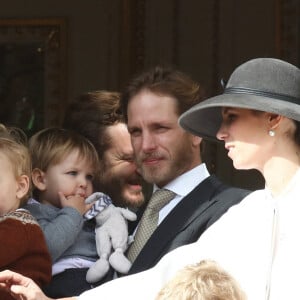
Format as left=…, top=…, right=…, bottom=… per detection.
left=224, top=87, right=300, bottom=104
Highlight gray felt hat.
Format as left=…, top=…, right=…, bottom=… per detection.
left=179, top=58, right=300, bottom=140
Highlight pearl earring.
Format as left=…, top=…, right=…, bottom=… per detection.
left=269, top=130, right=275, bottom=137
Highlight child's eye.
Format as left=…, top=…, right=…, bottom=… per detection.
left=67, top=171, right=78, bottom=176
left=86, top=174, right=94, bottom=181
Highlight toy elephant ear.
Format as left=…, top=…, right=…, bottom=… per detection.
left=84, top=192, right=112, bottom=220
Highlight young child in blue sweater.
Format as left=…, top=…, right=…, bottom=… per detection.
left=24, top=127, right=111, bottom=297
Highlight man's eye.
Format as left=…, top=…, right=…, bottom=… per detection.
left=124, top=157, right=134, bottom=163
left=129, top=129, right=141, bottom=137
left=156, top=126, right=168, bottom=132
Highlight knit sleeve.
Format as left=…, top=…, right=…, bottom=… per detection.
left=26, top=204, right=84, bottom=262
left=0, top=218, right=28, bottom=267
left=0, top=211, right=51, bottom=287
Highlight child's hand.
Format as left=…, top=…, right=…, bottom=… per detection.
left=58, top=192, right=92, bottom=215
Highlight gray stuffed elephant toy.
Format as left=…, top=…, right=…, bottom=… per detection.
left=84, top=193, right=137, bottom=283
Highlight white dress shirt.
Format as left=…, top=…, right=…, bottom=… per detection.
left=130, top=163, right=210, bottom=238
left=157, top=163, right=210, bottom=224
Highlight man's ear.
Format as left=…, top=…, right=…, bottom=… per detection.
left=16, top=175, right=30, bottom=200
left=191, top=135, right=202, bottom=147
left=31, top=168, right=47, bottom=191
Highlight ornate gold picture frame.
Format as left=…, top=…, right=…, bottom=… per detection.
left=0, top=18, right=67, bottom=136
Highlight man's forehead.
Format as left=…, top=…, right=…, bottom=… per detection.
left=105, top=124, right=132, bottom=149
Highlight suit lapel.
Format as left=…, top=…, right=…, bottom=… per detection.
left=129, top=175, right=227, bottom=273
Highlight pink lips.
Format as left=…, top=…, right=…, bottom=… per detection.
left=129, top=184, right=142, bottom=191
left=143, top=156, right=162, bottom=166
left=225, top=144, right=234, bottom=157
left=225, top=143, right=233, bottom=151
left=76, top=192, right=86, bottom=198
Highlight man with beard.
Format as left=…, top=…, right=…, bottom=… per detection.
left=63, top=90, right=145, bottom=210
left=122, top=66, right=250, bottom=275
left=38, top=90, right=146, bottom=292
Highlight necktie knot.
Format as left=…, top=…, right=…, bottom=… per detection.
left=148, top=189, right=176, bottom=211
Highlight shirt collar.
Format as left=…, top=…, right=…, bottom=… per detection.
left=153, top=163, right=210, bottom=197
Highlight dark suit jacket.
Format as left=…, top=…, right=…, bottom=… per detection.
left=128, top=175, right=250, bottom=275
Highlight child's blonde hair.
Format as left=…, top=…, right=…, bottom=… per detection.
left=29, top=127, right=100, bottom=198
left=156, top=260, right=247, bottom=300
left=0, top=124, right=31, bottom=205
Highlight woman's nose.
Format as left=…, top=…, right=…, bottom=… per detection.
left=216, top=123, right=227, bottom=141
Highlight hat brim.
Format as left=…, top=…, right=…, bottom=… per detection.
left=179, top=93, right=300, bottom=141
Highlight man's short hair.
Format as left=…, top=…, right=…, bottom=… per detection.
left=121, top=66, right=206, bottom=122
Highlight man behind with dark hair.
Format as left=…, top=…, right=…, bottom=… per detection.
left=122, top=66, right=250, bottom=274
left=63, top=90, right=145, bottom=209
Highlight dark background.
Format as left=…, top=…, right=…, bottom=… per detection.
left=0, top=0, right=299, bottom=190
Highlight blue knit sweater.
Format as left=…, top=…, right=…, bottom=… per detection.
left=24, top=200, right=97, bottom=263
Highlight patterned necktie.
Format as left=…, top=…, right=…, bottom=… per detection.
left=127, top=189, right=176, bottom=263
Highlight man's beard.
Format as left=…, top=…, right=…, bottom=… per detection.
left=137, top=147, right=194, bottom=187
left=99, top=172, right=144, bottom=208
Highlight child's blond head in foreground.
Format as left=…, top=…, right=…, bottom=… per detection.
left=0, top=124, right=31, bottom=212
left=156, top=260, right=247, bottom=300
